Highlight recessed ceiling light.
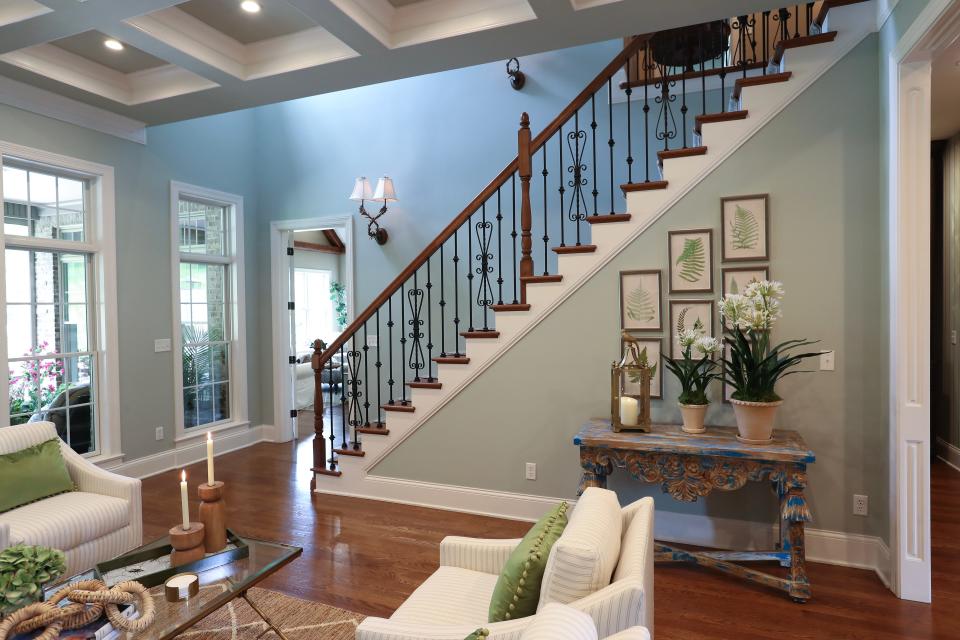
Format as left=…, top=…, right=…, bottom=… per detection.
left=240, top=1, right=261, bottom=13
left=103, top=39, right=124, bottom=51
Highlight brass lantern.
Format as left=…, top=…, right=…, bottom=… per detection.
left=611, top=331, right=653, bottom=433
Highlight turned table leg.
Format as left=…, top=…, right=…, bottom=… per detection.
left=578, top=448, right=611, bottom=495
left=787, top=519, right=810, bottom=602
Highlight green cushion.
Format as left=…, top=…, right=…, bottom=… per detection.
left=0, top=438, right=73, bottom=513
left=463, top=629, right=490, bottom=640
left=488, top=501, right=569, bottom=623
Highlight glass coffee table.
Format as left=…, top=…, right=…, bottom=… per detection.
left=54, top=534, right=301, bottom=640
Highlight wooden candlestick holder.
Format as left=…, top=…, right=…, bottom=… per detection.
left=198, top=480, right=227, bottom=552
left=169, top=522, right=205, bottom=567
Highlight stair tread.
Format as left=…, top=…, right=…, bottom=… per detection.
left=586, top=213, right=632, bottom=224
left=733, top=72, right=792, bottom=99
left=407, top=381, right=442, bottom=389
left=553, top=244, right=597, bottom=254
left=356, top=426, right=390, bottom=435
left=433, top=356, right=470, bottom=364
left=520, top=274, right=563, bottom=284
left=657, top=146, right=707, bottom=161
left=382, top=403, right=415, bottom=412
left=313, top=467, right=343, bottom=478
left=334, top=447, right=365, bottom=457
left=460, top=330, right=500, bottom=338
left=695, top=110, right=748, bottom=133
left=492, top=303, right=531, bottom=311
left=621, top=180, right=668, bottom=193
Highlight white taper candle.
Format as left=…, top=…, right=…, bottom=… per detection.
left=206, top=432, right=214, bottom=486
left=180, top=470, right=189, bottom=530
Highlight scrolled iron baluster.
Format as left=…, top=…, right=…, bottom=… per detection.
left=346, top=343, right=363, bottom=450
left=475, top=204, right=495, bottom=328
left=653, top=62, right=677, bottom=153
left=495, top=188, right=504, bottom=306
left=362, top=322, right=370, bottom=426
left=407, top=271, right=425, bottom=381
left=425, top=257, right=434, bottom=381
left=590, top=94, right=598, bottom=217
left=565, top=123, right=588, bottom=246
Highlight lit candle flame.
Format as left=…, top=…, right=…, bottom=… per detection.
left=181, top=469, right=186, bottom=482
left=207, top=431, right=212, bottom=443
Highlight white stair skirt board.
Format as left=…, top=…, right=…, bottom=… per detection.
left=315, top=0, right=878, bottom=563
left=315, top=473, right=891, bottom=583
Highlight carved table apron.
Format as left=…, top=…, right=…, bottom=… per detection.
left=574, top=418, right=816, bottom=602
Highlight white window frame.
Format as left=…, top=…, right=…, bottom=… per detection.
left=0, top=140, right=121, bottom=464
left=170, top=182, right=248, bottom=442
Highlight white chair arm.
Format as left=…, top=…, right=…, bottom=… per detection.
left=0, top=522, right=9, bottom=551
left=439, top=536, right=522, bottom=574
left=356, top=616, right=531, bottom=640
left=59, top=446, right=142, bottom=548
left=567, top=577, right=649, bottom=638
left=603, top=627, right=651, bottom=640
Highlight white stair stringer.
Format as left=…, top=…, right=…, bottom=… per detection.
left=314, top=1, right=876, bottom=516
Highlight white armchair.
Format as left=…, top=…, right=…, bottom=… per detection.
left=0, top=422, right=141, bottom=575
left=356, top=491, right=653, bottom=640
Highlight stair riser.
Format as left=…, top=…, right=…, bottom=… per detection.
left=491, top=310, right=534, bottom=336
left=524, top=281, right=566, bottom=309
left=460, top=338, right=504, bottom=363
left=658, top=154, right=707, bottom=187
left=779, top=36, right=841, bottom=84
left=434, top=363, right=476, bottom=388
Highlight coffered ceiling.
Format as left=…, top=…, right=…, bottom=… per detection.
left=0, top=0, right=782, bottom=126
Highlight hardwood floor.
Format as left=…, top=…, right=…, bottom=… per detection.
left=142, top=439, right=960, bottom=638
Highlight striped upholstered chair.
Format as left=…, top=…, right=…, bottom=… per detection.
left=0, top=422, right=142, bottom=575
left=356, top=488, right=653, bottom=639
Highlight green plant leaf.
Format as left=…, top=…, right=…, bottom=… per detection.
left=625, top=284, right=655, bottom=323
left=675, top=238, right=706, bottom=283
left=730, top=205, right=760, bottom=250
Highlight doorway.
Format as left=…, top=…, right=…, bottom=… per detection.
left=270, top=216, right=354, bottom=444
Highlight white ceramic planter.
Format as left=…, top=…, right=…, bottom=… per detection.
left=679, top=403, right=708, bottom=434
left=730, top=399, right=783, bottom=444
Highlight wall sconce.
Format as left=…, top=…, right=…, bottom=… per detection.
left=506, top=57, right=525, bottom=91
left=350, top=176, right=397, bottom=245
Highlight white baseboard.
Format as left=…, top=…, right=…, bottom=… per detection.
left=317, top=473, right=892, bottom=587
left=105, top=424, right=269, bottom=479
left=936, top=437, right=960, bottom=472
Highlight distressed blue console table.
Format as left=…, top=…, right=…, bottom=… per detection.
left=574, top=418, right=816, bottom=601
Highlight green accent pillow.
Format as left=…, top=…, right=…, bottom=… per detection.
left=463, top=629, right=490, bottom=640
left=488, top=501, right=569, bottom=623
left=0, top=438, right=73, bottom=514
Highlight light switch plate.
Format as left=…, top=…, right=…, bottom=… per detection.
left=367, top=335, right=378, bottom=347
left=525, top=462, right=536, bottom=481
left=154, top=338, right=172, bottom=353
left=819, top=350, right=835, bottom=371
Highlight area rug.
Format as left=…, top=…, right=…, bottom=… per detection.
left=172, top=586, right=365, bottom=639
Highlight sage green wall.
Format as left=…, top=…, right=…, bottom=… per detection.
left=375, top=36, right=889, bottom=540
left=0, top=104, right=264, bottom=461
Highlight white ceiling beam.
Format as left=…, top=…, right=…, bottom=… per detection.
left=528, top=0, right=574, bottom=20
left=284, top=0, right=389, bottom=56
left=0, top=0, right=182, bottom=55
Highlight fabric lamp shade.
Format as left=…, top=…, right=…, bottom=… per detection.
left=373, top=176, right=398, bottom=202
left=350, top=177, right=373, bottom=201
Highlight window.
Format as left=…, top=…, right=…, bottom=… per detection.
left=293, top=268, right=335, bottom=347
left=1, top=147, right=118, bottom=460
left=172, top=184, right=246, bottom=435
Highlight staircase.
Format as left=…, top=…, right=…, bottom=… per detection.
left=308, top=0, right=875, bottom=498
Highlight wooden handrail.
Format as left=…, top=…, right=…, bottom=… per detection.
left=315, top=33, right=651, bottom=366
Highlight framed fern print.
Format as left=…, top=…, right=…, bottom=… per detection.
left=669, top=300, right=714, bottom=359
left=619, top=270, right=662, bottom=331
left=721, top=194, right=769, bottom=262
left=721, top=267, right=769, bottom=297
left=668, top=229, right=713, bottom=294
left=620, top=335, right=663, bottom=399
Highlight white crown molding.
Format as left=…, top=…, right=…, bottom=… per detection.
left=0, top=0, right=50, bottom=29
left=0, top=75, right=146, bottom=144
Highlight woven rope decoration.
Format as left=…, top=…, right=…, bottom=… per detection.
left=0, top=579, right=156, bottom=640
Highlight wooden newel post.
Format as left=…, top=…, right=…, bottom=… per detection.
left=518, top=112, right=533, bottom=302
left=310, top=338, right=327, bottom=490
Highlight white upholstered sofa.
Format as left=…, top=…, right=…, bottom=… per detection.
left=0, top=422, right=142, bottom=575
left=356, top=489, right=654, bottom=639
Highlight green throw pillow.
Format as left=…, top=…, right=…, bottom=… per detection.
left=488, top=501, right=569, bottom=623
left=0, top=438, right=73, bottom=513
left=463, top=629, right=490, bottom=640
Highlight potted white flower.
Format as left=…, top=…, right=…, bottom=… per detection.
left=662, top=320, right=721, bottom=434
left=717, top=280, right=820, bottom=443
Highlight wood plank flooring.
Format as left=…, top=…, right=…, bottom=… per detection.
left=141, top=435, right=960, bottom=638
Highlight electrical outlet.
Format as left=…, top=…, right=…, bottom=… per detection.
left=853, top=494, right=868, bottom=516
left=155, top=426, right=164, bottom=441
left=154, top=338, right=171, bottom=353
left=367, top=335, right=378, bottom=347
left=819, top=350, right=835, bottom=371
left=525, top=462, right=537, bottom=481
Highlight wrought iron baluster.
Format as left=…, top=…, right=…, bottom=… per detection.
left=654, top=62, right=676, bottom=154
left=541, top=146, right=549, bottom=274
left=400, top=281, right=407, bottom=404
left=467, top=213, right=475, bottom=331
left=607, top=78, right=615, bottom=214
left=642, top=45, right=650, bottom=181
left=590, top=94, right=598, bottom=217
left=425, top=257, right=434, bottom=380
left=794, top=4, right=800, bottom=38
left=362, top=322, right=370, bottom=426
left=346, top=341, right=362, bottom=450
left=763, top=11, right=770, bottom=75
left=680, top=61, right=688, bottom=149
left=626, top=55, right=634, bottom=184
left=476, top=203, right=494, bottom=329
left=375, top=309, right=382, bottom=425
left=387, top=295, right=395, bottom=404
left=339, top=344, right=347, bottom=450
left=407, top=271, right=424, bottom=382
left=511, top=174, right=519, bottom=304
left=700, top=30, right=707, bottom=114
left=452, top=228, right=461, bottom=355
left=558, top=123, right=566, bottom=247
left=566, top=111, right=587, bottom=246
left=439, top=243, right=446, bottom=356
left=719, top=19, right=728, bottom=112
left=495, top=188, right=504, bottom=306
left=327, top=357, right=336, bottom=468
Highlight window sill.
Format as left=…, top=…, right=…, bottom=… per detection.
left=89, top=452, right=125, bottom=468
left=174, top=419, right=251, bottom=444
